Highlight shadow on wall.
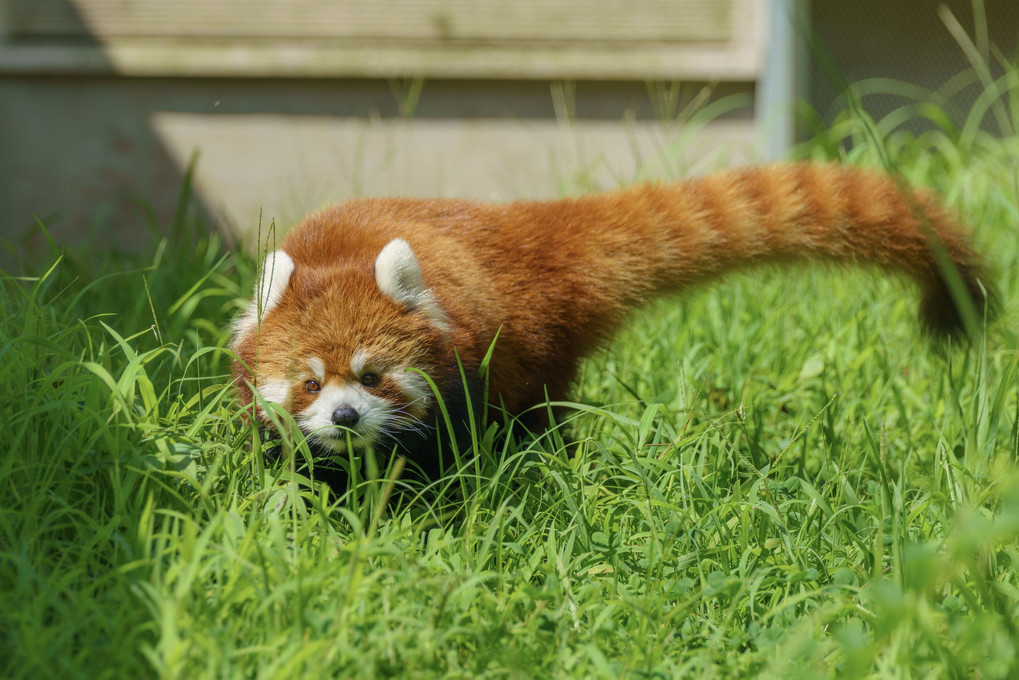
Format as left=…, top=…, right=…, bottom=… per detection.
left=2, top=76, right=756, bottom=265
left=0, top=0, right=212, bottom=265
left=808, top=0, right=1019, bottom=133
left=0, top=0, right=759, bottom=266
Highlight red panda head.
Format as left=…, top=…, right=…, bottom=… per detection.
left=230, top=239, right=449, bottom=455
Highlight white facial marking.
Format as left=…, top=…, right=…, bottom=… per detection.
left=257, top=378, right=291, bottom=405
left=252, top=378, right=292, bottom=418
left=374, top=239, right=449, bottom=333
left=393, top=369, right=431, bottom=409
left=307, top=357, right=325, bottom=382
left=350, top=349, right=370, bottom=378
left=230, top=250, right=296, bottom=344
left=295, top=382, right=392, bottom=453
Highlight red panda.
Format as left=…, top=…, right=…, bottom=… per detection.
left=230, top=162, right=993, bottom=473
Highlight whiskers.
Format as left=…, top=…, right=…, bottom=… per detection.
left=304, top=427, right=351, bottom=453
left=381, top=396, right=433, bottom=441
left=290, top=394, right=434, bottom=455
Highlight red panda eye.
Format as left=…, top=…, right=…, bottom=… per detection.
left=361, top=373, right=379, bottom=388
left=305, top=379, right=321, bottom=393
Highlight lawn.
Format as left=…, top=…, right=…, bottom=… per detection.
left=2, top=92, right=1018, bottom=677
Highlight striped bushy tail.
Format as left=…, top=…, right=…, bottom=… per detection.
left=563, top=162, right=995, bottom=337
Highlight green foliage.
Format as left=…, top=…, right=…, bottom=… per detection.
left=4, top=67, right=1019, bottom=680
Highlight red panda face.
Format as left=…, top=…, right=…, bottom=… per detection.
left=231, top=239, right=449, bottom=455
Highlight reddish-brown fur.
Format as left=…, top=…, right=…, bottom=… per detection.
left=232, top=162, right=992, bottom=462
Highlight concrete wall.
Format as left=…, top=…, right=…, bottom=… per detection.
left=0, top=0, right=766, bottom=260
left=808, top=0, right=1019, bottom=132
left=1, top=77, right=758, bottom=256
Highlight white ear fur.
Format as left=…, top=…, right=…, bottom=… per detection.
left=257, top=250, right=295, bottom=316
left=230, top=250, right=295, bottom=345
left=375, top=239, right=426, bottom=305
left=374, top=239, right=448, bottom=332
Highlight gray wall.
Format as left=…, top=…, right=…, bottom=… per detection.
left=808, top=0, right=1019, bottom=132
left=1, top=77, right=757, bottom=258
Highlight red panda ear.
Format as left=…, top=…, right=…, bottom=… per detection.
left=374, top=239, right=448, bottom=332
left=256, top=250, right=295, bottom=315
left=230, top=250, right=295, bottom=344
left=375, top=238, right=425, bottom=304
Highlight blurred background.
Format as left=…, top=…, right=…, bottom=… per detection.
left=1, top=0, right=1016, bottom=257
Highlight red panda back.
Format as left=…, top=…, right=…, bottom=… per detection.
left=231, top=162, right=994, bottom=469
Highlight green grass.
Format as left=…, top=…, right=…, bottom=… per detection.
left=3, top=93, right=1019, bottom=678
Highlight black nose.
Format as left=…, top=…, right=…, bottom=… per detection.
left=331, top=406, right=360, bottom=427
